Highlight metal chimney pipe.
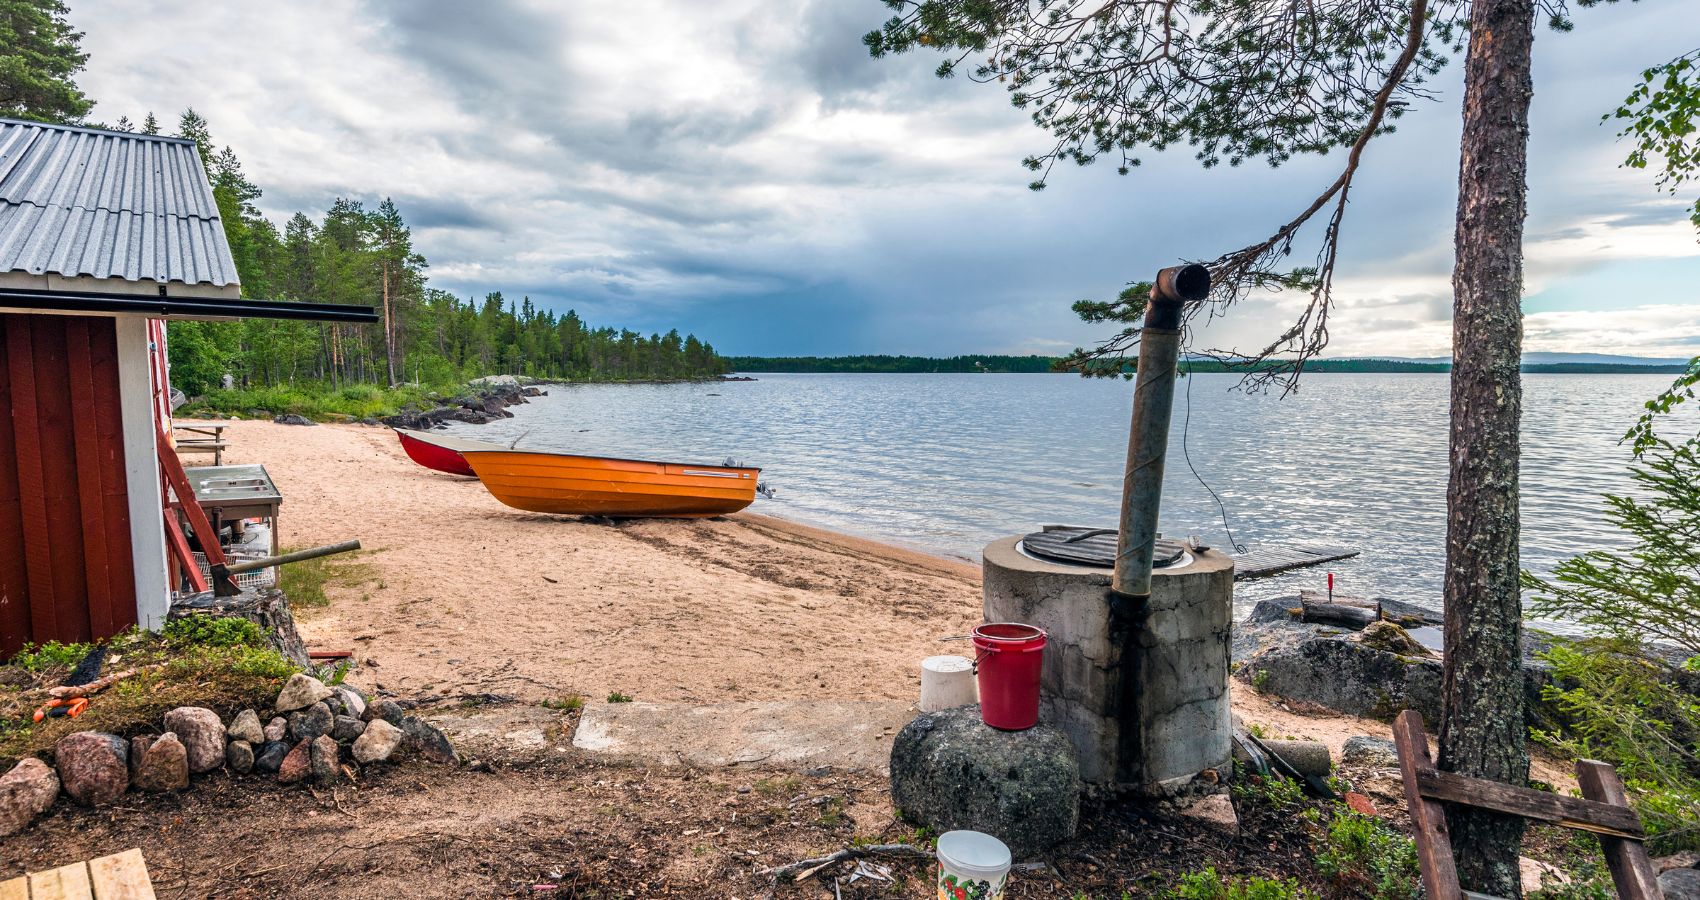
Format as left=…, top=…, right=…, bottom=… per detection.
left=1111, top=263, right=1210, bottom=599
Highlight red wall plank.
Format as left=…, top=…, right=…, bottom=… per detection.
left=64, top=318, right=116, bottom=639
left=30, top=317, right=91, bottom=644
left=5, top=318, right=59, bottom=644
left=0, top=314, right=138, bottom=656
left=0, top=317, right=29, bottom=655
left=88, top=318, right=136, bottom=631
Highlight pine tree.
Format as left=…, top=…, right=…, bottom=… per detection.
left=0, top=0, right=92, bottom=123
left=140, top=111, right=159, bottom=135
left=868, top=1, right=1599, bottom=890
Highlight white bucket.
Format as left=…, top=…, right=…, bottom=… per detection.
left=936, top=830, right=1011, bottom=900
left=919, top=655, right=977, bottom=712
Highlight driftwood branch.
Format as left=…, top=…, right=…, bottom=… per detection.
left=760, top=842, right=933, bottom=882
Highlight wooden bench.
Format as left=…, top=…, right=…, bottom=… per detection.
left=173, top=424, right=228, bottom=466
left=0, top=848, right=155, bottom=899
left=1393, top=710, right=1663, bottom=900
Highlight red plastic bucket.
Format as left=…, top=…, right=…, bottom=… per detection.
left=972, top=623, right=1047, bottom=731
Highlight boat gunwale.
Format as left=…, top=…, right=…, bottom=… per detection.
left=460, top=447, right=762, bottom=474
left=393, top=427, right=509, bottom=454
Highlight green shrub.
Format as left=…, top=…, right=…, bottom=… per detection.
left=1314, top=811, right=1421, bottom=899
left=1232, top=770, right=1306, bottom=811
left=607, top=691, right=633, bottom=703
left=162, top=615, right=264, bottom=648
left=6, top=640, right=92, bottom=671
left=1169, top=867, right=1316, bottom=900
left=1522, top=365, right=1700, bottom=852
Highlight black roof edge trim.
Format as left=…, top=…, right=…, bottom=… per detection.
left=0, top=287, right=380, bottom=323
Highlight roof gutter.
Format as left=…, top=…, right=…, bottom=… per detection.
left=0, top=286, right=380, bottom=323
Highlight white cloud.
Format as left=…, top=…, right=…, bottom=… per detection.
left=67, top=0, right=1700, bottom=357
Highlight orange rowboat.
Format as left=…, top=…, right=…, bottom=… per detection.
left=460, top=449, right=760, bottom=518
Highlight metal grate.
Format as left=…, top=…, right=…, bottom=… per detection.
left=1020, top=527, right=1186, bottom=569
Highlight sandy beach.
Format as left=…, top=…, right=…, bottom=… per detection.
left=206, top=419, right=985, bottom=707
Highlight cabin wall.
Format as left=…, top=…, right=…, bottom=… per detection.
left=0, top=313, right=139, bottom=656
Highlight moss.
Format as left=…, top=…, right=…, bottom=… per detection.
left=0, top=618, right=297, bottom=765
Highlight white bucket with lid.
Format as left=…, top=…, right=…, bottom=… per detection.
left=935, top=830, right=1011, bottom=900
left=919, top=655, right=977, bottom=712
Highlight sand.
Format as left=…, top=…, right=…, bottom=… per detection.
left=204, top=418, right=1567, bottom=785
left=203, top=419, right=984, bottom=706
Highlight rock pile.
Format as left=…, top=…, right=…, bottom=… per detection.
left=379, top=382, right=546, bottom=430
left=0, top=673, right=457, bottom=838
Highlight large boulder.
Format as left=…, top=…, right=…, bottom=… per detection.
left=352, top=719, right=404, bottom=764
left=275, top=673, right=333, bottom=713
left=228, top=709, right=266, bottom=745
left=1341, top=735, right=1400, bottom=769
left=401, top=716, right=457, bottom=765
left=0, top=758, right=60, bottom=837
left=1661, top=868, right=1700, bottom=900
left=889, top=706, right=1080, bottom=859
left=55, top=731, right=129, bottom=806
left=332, top=687, right=368, bottom=721
left=163, top=707, right=226, bottom=773
left=254, top=740, right=291, bottom=774
left=226, top=740, right=255, bottom=775
left=310, top=736, right=341, bottom=786
left=289, top=702, right=334, bottom=742
left=277, top=740, right=312, bottom=784
left=132, top=733, right=191, bottom=791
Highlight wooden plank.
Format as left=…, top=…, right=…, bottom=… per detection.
left=1234, top=545, right=1359, bottom=580
left=87, top=319, right=136, bottom=633
left=0, top=316, right=32, bottom=656
left=27, top=860, right=93, bottom=900
left=1393, top=710, right=1463, bottom=900
left=1414, top=766, right=1644, bottom=839
left=161, top=511, right=208, bottom=594
left=64, top=318, right=117, bottom=639
left=155, top=429, right=227, bottom=569
left=31, top=317, right=91, bottom=644
left=0, top=875, right=29, bottom=900
left=1575, top=760, right=1662, bottom=900
left=6, top=317, right=60, bottom=643
left=87, top=849, right=155, bottom=900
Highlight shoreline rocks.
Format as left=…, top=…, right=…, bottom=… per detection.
left=1234, top=598, right=1554, bottom=724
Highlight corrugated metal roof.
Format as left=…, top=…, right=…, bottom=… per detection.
left=0, top=118, right=239, bottom=290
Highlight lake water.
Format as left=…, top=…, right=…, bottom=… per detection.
left=446, top=372, right=1689, bottom=615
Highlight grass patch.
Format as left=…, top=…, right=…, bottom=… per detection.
left=541, top=695, right=584, bottom=712
left=277, top=548, right=376, bottom=609
left=178, top=381, right=460, bottom=422
left=0, top=615, right=297, bottom=765
left=606, top=691, right=633, bottom=703
left=1312, top=810, right=1421, bottom=899
left=1168, top=867, right=1317, bottom=900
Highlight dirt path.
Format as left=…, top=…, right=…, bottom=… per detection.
left=209, top=420, right=983, bottom=707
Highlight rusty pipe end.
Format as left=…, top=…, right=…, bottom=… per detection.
left=1153, top=264, right=1211, bottom=304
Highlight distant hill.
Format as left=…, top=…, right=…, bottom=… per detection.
left=724, top=355, right=1058, bottom=373
left=730, top=353, right=1693, bottom=375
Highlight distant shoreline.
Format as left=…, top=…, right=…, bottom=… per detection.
left=730, top=362, right=1691, bottom=375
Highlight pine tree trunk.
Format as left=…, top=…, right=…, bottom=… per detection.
left=1441, top=0, right=1535, bottom=894
left=381, top=260, right=397, bottom=387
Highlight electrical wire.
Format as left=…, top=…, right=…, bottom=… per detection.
left=1179, top=338, right=1248, bottom=554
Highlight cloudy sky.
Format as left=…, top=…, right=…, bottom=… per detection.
left=73, top=1, right=1699, bottom=359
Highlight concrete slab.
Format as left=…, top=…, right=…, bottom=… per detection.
left=572, top=700, right=916, bottom=771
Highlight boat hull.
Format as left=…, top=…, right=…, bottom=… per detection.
left=395, top=428, right=498, bottom=477
left=461, top=450, right=759, bottom=518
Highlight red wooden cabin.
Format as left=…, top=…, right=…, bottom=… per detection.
left=0, top=117, right=375, bottom=657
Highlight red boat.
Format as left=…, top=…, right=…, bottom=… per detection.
left=394, top=428, right=505, bottom=477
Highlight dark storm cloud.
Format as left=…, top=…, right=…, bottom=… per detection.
left=70, top=0, right=1700, bottom=358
